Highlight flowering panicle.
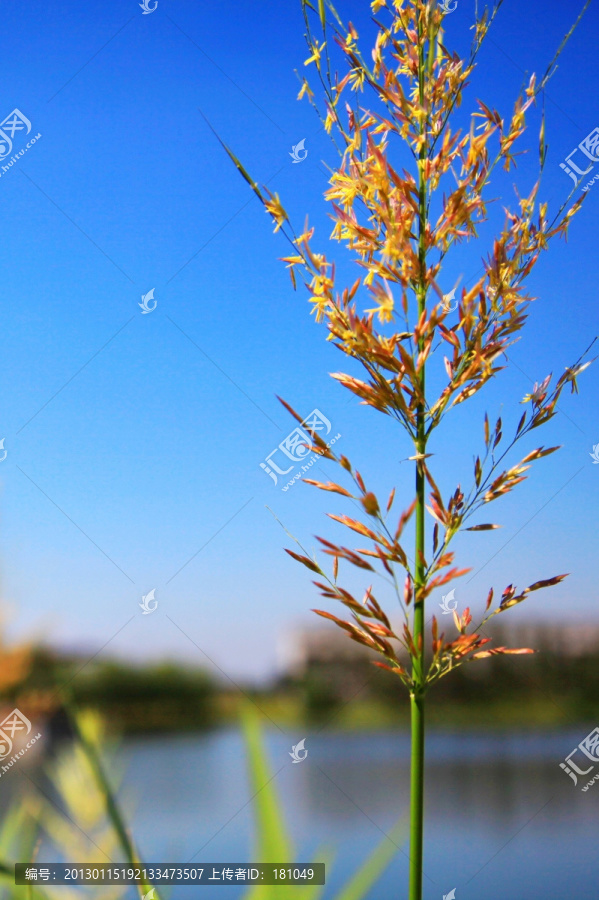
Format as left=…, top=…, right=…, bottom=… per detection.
left=222, top=0, right=592, bottom=691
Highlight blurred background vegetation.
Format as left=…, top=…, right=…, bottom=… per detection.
left=1, top=619, right=597, bottom=736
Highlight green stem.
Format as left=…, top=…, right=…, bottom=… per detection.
left=409, top=434, right=427, bottom=900
left=409, top=9, right=430, bottom=900
left=409, top=689, right=425, bottom=900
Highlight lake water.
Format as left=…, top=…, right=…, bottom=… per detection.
left=112, top=727, right=598, bottom=899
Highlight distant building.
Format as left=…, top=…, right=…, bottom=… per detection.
left=278, top=624, right=382, bottom=680
left=492, top=621, right=599, bottom=658
left=279, top=620, right=599, bottom=679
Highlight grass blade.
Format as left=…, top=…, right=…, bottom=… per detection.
left=333, top=814, right=408, bottom=900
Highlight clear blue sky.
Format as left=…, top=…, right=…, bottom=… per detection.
left=0, top=0, right=597, bottom=680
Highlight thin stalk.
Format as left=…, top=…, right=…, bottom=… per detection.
left=409, top=689, right=425, bottom=900
left=409, top=433, right=426, bottom=900
left=409, top=8, right=430, bottom=900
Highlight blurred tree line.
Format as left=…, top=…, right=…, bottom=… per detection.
left=0, top=646, right=216, bottom=734
left=0, top=630, right=596, bottom=734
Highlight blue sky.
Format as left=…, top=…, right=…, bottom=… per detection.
left=0, top=0, right=597, bottom=680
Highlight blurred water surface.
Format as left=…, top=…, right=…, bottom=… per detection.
left=116, top=727, right=598, bottom=899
